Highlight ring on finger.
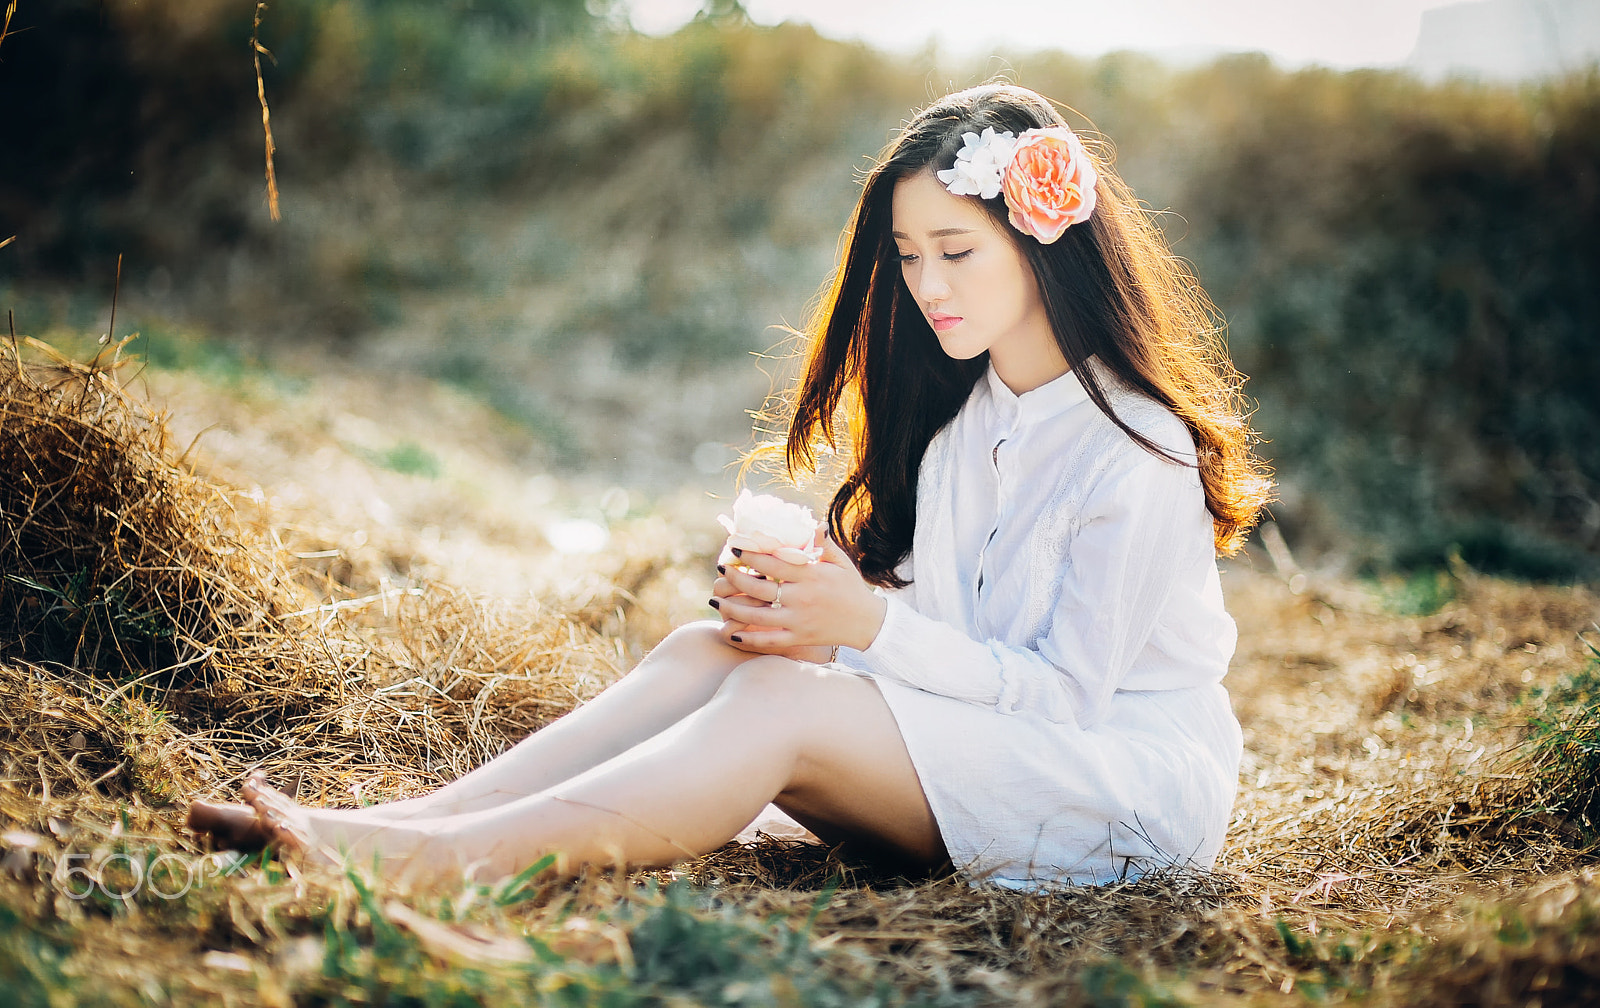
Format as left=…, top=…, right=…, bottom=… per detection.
left=771, top=582, right=783, bottom=609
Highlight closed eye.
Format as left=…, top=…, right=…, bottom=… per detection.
left=896, top=249, right=972, bottom=265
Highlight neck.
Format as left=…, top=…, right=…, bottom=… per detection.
left=990, top=342, right=1070, bottom=395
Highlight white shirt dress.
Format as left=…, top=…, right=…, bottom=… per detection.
left=833, top=362, right=1243, bottom=888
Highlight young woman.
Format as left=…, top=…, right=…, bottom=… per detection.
left=188, top=83, right=1271, bottom=889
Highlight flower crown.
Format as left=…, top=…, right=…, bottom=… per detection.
left=936, top=125, right=1098, bottom=244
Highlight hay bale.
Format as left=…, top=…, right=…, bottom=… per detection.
left=0, top=337, right=627, bottom=809
left=0, top=338, right=331, bottom=716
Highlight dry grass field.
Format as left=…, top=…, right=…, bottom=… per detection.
left=1, top=338, right=1596, bottom=1006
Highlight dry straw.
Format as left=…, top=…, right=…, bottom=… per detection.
left=0, top=336, right=624, bottom=810
left=1, top=333, right=1598, bottom=1004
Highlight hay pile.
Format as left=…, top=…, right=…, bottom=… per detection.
left=0, top=338, right=329, bottom=710
left=1, top=336, right=1598, bottom=1006
left=0, top=338, right=626, bottom=810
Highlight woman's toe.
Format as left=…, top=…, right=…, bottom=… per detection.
left=241, top=774, right=299, bottom=818
left=240, top=771, right=271, bottom=802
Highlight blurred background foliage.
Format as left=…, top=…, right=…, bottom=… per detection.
left=2, top=0, right=1597, bottom=580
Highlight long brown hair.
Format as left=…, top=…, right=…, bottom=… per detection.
left=765, top=83, right=1273, bottom=588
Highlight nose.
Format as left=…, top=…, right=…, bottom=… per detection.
left=916, top=264, right=950, bottom=308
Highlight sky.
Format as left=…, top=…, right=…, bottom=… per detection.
left=622, top=0, right=1463, bottom=70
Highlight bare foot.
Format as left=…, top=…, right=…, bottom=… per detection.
left=241, top=771, right=338, bottom=868
left=239, top=771, right=452, bottom=880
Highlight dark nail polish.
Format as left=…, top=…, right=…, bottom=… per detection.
left=731, top=635, right=743, bottom=643
left=717, top=565, right=726, bottom=575
left=709, top=598, right=721, bottom=609
left=731, top=547, right=742, bottom=557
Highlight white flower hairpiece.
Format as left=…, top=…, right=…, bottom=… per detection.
left=935, top=124, right=1099, bottom=244
left=936, top=127, right=1019, bottom=200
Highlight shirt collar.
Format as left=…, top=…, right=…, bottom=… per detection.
left=981, top=359, right=1093, bottom=430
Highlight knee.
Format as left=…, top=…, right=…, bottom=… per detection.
left=653, top=620, right=727, bottom=658
left=632, top=621, right=745, bottom=684
left=716, top=655, right=813, bottom=711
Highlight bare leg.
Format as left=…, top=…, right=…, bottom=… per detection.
left=326, top=622, right=752, bottom=821
left=243, top=657, right=946, bottom=887
left=192, top=623, right=749, bottom=849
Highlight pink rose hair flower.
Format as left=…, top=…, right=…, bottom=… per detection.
left=1002, top=127, right=1098, bottom=243
left=938, top=125, right=1099, bottom=243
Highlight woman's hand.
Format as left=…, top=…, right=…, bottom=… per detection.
left=712, top=550, right=827, bottom=660
left=710, top=535, right=888, bottom=660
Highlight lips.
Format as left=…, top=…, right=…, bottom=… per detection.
left=929, top=312, right=963, bottom=332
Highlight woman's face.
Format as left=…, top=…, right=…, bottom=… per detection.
left=890, top=169, right=1064, bottom=393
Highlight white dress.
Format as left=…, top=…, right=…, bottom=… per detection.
left=833, top=361, right=1243, bottom=888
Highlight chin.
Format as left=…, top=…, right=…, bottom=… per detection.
left=936, top=334, right=989, bottom=361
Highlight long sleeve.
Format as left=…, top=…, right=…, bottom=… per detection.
left=851, top=445, right=1214, bottom=729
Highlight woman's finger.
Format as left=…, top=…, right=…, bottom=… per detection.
left=717, top=618, right=789, bottom=653
left=711, top=591, right=760, bottom=614
left=716, top=593, right=791, bottom=628
left=720, top=617, right=782, bottom=638
left=716, top=593, right=780, bottom=625
left=719, top=564, right=782, bottom=602
left=717, top=618, right=756, bottom=651
left=721, top=626, right=795, bottom=652
left=728, top=548, right=810, bottom=583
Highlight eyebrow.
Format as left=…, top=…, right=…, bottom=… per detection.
left=891, top=227, right=979, bottom=239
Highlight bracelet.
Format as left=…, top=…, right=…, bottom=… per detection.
left=829, top=645, right=841, bottom=664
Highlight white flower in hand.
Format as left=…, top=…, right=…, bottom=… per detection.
left=716, top=490, right=823, bottom=564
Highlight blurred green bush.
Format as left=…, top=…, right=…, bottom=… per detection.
left=1170, top=61, right=1600, bottom=579
left=0, top=3, right=1594, bottom=578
